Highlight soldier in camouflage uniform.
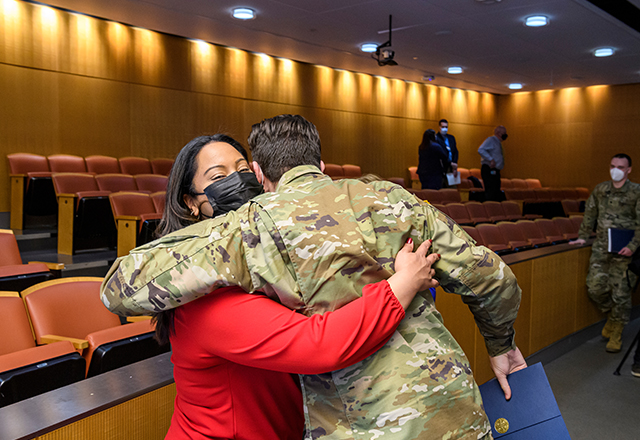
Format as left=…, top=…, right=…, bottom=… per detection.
left=102, top=115, right=526, bottom=439
left=572, top=153, right=640, bottom=353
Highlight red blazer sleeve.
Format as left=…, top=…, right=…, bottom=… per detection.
left=174, top=280, right=404, bottom=374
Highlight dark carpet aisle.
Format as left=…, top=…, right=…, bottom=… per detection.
left=541, top=316, right=640, bottom=439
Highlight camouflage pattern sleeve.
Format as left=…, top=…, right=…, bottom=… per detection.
left=424, top=205, right=521, bottom=357
left=578, top=187, right=599, bottom=241
left=100, top=209, right=255, bottom=316
left=629, top=187, right=640, bottom=253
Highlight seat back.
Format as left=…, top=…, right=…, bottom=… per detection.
left=135, top=174, right=168, bottom=193
left=476, top=224, right=509, bottom=252
left=85, top=155, right=120, bottom=174
left=469, top=168, right=482, bottom=179
left=96, top=174, right=137, bottom=193
left=501, top=201, right=523, bottom=220
left=575, top=187, right=590, bottom=199
left=553, top=217, right=578, bottom=235
left=110, top=192, right=157, bottom=219
left=0, top=293, right=36, bottom=356
left=535, top=218, right=566, bottom=241
left=483, top=201, right=506, bottom=220
left=561, top=199, right=581, bottom=216
left=457, top=168, right=470, bottom=180
left=342, top=164, right=362, bottom=178
left=386, top=177, right=406, bottom=187
left=151, top=191, right=166, bottom=213
left=48, top=154, right=87, bottom=173
left=562, top=188, right=578, bottom=200
left=119, top=157, right=152, bottom=175
left=22, top=278, right=121, bottom=343
left=525, top=178, right=542, bottom=189
left=0, top=230, right=23, bottom=266
left=439, top=189, right=461, bottom=204
left=461, top=226, right=483, bottom=245
left=497, top=221, right=528, bottom=243
left=570, top=215, right=584, bottom=231
left=465, top=201, right=490, bottom=223
left=432, top=204, right=448, bottom=216
left=7, top=153, right=50, bottom=174
left=150, top=158, right=174, bottom=176
left=516, top=220, right=548, bottom=241
left=421, top=189, right=443, bottom=204
left=323, top=163, right=344, bottom=179
left=446, top=203, right=472, bottom=225
left=501, top=178, right=513, bottom=189
left=52, top=173, right=99, bottom=194
left=510, top=178, right=528, bottom=189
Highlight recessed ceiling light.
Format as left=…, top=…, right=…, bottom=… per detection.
left=594, top=47, right=614, bottom=57
left=448, top=66, right=463, bottom=74
left=508, top=83, right=523, bottom=90
left=361, top=43, right=378, bottom=53
left=232, top=8, right=255, bottom=20
left=525, top=16, right=548, bottom=27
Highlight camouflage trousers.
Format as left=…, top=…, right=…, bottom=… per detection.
left=586, top=243, right=638, bottom=325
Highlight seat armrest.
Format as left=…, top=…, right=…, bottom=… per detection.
left=126, top=316, right=152, bottom=323
left=41, top=334, right=89, bottom=350
left=28, top=261, right=65, bottom=271
left=115, top=215, right=142, bottom=221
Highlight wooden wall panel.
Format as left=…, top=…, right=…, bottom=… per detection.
left=510, top=262, right=532, bottom=358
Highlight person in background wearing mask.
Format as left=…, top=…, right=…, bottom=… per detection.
left=416, top=128, right=450, bottom=190
left=570, top=153, right=640, bottom=354
left=436, top=118, right=459, bottom=186
left=478, top=125, right=508, bottom=201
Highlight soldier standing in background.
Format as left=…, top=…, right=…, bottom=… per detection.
left=570, top=153, right=640, bottom=353
left=102, top=115, right=526, bottom=439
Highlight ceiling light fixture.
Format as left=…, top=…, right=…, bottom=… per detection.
left=594, top=47, right=614, bottom=57
left=525, top=16, right=548, bottom=27
left=232, top=7, right=255, bottom=20
left=508, top=83, right=523, bottom=90
left=361, top=43, right=378, bottom=53
left=448, top=66, right=463, bottom=74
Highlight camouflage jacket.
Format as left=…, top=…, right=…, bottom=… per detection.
left=578, top=179, right=640, bottom=253
left=102, top=165, right=522, bottom=439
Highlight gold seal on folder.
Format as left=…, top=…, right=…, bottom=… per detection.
left=495, top=418, right=509, bottom=434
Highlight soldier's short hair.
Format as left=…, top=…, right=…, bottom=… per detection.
left=612, top=153, right=632, bottom=167
left=248, top=114, right=322, bottom=183
left=439, top=118, right=448, bottom=126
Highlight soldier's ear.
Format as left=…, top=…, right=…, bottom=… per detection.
left=320, top=160, right=325, bottom=173
left=252, top=161, right=264, bottom=185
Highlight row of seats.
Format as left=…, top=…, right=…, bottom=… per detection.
left=8, top=153, right=173, bottom=176
left=58, top=173, right=168, bottom=195
left=433, top=201, right=541, bottom=226
left=109, top=191, right=166, bottom=256
left=0, top=278, right=169, bottom=408
left=323, top=163, right=362, bottom=180
left=462, top=216, right=586, bottom=254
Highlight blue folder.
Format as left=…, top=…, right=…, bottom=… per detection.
left=478, top=362, right=571, bottom=439
left=607, top=228, right=635, bottom=253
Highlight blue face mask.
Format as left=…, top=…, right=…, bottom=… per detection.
left=194, top=172, right=263, bottom=218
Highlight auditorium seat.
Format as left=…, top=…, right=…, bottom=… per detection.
left=549, top=188, right=566, bottom=202
left=324, top=163, right=345, bottom=179
left=7, top=153, right=57, bottom=229
left=533, top=188, right=551, bottom=203
left=119, top=157, right=153, bottom=175
left=534, top=219, right=569, bottom=244
left=525, top=178, right=542, bottom=189
left=85, top=155, right=121, bottom=174
left=575, top=187, right=590, bottom=200
left=110, top=192, right=163, bottom=256
left=0, top=229, right=62, bottom=291
left=342, top=164, right=362, bottom=178
left=386, top=177, right=406, bottom=187
left=562, top=188, right=579, bottom=200
left=0, top=292, right=85, bottom=407
left=469, top=168, right=482, bottom=179
left=561, top=199, right=582, bottom=217
left=432, top=204, right=448, bottom=216
left=483, top=201, right=509, bottom=223
left=96, top=174, right=139, bottom=193
left=445, top=203, right=474, bottom=226
left=21, top=278, right=169, bottom=377
left=52, top=173, right=116, bottom=255
left=500, top=201, right=525, bottom=221
left=407, top=166, right=420, bottom=189
left=501, top=178, right=513, bottom=189
left=151, top=191, right=166, bottom=214
left=475, top=224, right=511, bottom=254
left=48, top=154, right=87, bottom=173
left=496, top=222, right=534, bottom=251
left=457, top=168, right=470, bottom=180
left=135, top=174, right=168, bottom=193
left=510, top=178, right=528, bottom=189
left=465, top=202, right=492, bottom=224
left=461, top=226, right=483, bottom=245
left=515, top=220, right=552, bottom=247
left=422, top=189, right=443, bottom=204
left=553, top=217, right=580, bottom=241
left=150, top=158, right=174, bottom=176
left=439, top=189, right=461, bottom=205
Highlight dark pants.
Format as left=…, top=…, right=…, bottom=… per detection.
left=481, top=164, right=502, bottom=201
left=635, top=336, right=640, bottom=366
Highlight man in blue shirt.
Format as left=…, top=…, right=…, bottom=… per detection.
left=478, top=125, right=508, bottom=201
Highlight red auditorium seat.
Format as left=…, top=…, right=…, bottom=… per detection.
left=553, top=217, right=579, bottom=240
left=535, top=218, right=569, bottom=244
left=500, top=201, right=525, bottom=221
left=510, top=178, right=528, bottom=189
left=135, top=174, right=168, bottom=193
left=561, top=199, right=582, bottom=217
left=150, top=158, right=174, bottom=176
left=501, top=178, right=513, bottom=189
left=422, top=189, right=444, bottom=204
left=483, top=201, right=509, bottom=222
left=407, top=166, right=420, bottom=189
left=525, top=178, right=542, bottom=189
left=475, top=224, right=511, bottom=254
left=151, top=191, right=166, bottom=214
left=22, top=278, right=168, bottom=377
left=465, top=201, right=492, bottom=224
left=109, top=191, right=163, bottom=256
left=119, top=157, right=153, bottom=175
left=469, top=168, right=482, bottom=179
left=461, top=226, right=483, bottom=245
left=386, top=177, right=406, bottom=187
left=562, top=188, right=579, bottom=200
left=342, top=164, right=362, bottom=178
left=457, top=168, right=470, bottom=180
left=496, top=222, right=534, bottom=251
left=95, top=174, right=139, bottom=193
left=85, top=155, right=121, bottom=174
left=323, top=163, right=344, bottom=179
left=445, top=203, right=474, bottom=226
left=569, top=215, right=594, bottom=237
left=575, top=187, right=590, bottom=200
left=439, top=189, right=461, bottom=205
left=432, top=204, right=449, bottom=216
left=533, top=188, right=551, bottom=203
left=48, top=154, right=87, bottom=173
left=0, top=292, right=85, bottom=407
left=515, top=220, right=552, bottom=247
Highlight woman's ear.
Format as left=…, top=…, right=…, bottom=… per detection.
left=183, top=194, right=198, bottom=218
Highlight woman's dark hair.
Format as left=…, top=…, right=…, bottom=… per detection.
left=153, top=134, right=249, bottom=345
left=419, top=129, right=436, bottom=150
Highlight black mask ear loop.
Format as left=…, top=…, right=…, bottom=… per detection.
left=190, top=192, right=214, bottom=219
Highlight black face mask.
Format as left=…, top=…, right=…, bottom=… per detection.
left=194, top=172, right=264, bottom=218
left=501, top=134, right=508, bottom=141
